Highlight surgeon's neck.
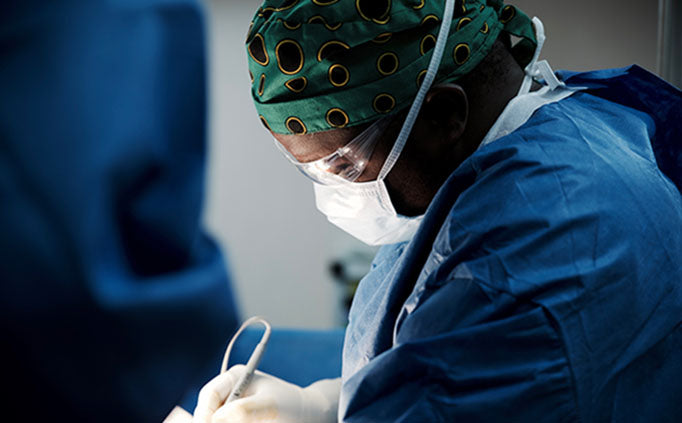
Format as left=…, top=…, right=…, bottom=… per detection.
left=457, top=62, right=538, bottom=155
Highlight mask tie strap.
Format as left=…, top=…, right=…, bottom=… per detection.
left=521, top=17, right=564, bottom=92
left=377, top=0, right=456, bottom=181
left=518, top=17, right=545, bottom=95
left=535, top=59, right=565, bottom=90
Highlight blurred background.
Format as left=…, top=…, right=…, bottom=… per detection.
left=203, top=0, right=675, bottom=329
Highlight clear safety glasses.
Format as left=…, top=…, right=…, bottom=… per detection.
left=274, top=113, right=396, bottom=186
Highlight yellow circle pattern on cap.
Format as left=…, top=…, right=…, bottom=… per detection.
left=246, top=0, right=537, bottom=134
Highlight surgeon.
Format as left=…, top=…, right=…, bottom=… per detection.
left=194, top=0, right=682, bottom=421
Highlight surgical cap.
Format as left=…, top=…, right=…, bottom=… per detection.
left=246, top=0, right=536, bottom=135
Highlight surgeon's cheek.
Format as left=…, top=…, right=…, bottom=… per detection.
left=212, top=397, right=279, bottom=423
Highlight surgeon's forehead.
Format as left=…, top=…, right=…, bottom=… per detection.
left=272, top=124, right=367, bottom=163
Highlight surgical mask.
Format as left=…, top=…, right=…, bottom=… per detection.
left=314, top=181, right=424, bottom=246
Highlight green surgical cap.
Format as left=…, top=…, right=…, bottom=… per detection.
left=246, top=0, right=536, bottom=135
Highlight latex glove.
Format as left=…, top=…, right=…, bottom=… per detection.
left=193, top=365, right=340, bottom=423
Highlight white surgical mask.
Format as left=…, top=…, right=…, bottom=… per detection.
left=314, top=181, right=424, bottom=246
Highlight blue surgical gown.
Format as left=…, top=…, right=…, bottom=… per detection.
left=0, top=1, right=238, bottom=421
left=341, top=66, right=682, bottom=422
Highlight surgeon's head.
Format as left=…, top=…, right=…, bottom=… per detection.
left=246, top=0, right=537, bottom=221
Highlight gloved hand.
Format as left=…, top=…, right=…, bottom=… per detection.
left=193, top=365, right=341, bottom=423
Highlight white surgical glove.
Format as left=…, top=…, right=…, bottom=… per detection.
left=193, top=364, right=341, bottom=423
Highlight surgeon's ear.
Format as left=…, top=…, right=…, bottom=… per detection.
left=421, top=83, right=468, bottom=142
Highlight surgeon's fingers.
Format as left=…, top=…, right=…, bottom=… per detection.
left=211, top=395, right=279, bottom=423
left=194, top=365, right=247, bottom=423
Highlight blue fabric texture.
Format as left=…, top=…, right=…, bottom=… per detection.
left=341, top=66, right=682, bottom=422
left=0, top=1, right=238, bottom=421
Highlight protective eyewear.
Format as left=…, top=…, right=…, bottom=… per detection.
left=274, top=114, right=396, bottom=186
